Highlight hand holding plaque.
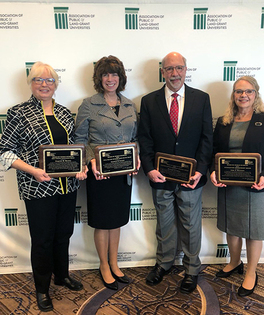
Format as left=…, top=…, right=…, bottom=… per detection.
left=215, top=153, right=262, bottom=186
left=155, top=152, right=197, bottom=183
left=94, top=143, right=138, bottom=176
left=39, top=144, right=86, bottom=178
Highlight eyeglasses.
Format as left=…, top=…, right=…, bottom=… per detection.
left=163, top=66, right=186, bottom=74
left=234, top=89, right=256, bottom=96
left=32, top=77, right=55, bottom=86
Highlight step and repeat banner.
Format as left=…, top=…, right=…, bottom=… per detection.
left=1, top=1, right=264, bottom=274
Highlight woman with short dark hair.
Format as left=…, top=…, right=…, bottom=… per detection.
left=75, top=55, right=140, bottom=290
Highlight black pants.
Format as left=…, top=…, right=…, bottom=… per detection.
left=25, top=191, right=77, bottom=293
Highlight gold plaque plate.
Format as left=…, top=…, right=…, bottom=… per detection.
left=155, top=152, right=197, bottom=183
left=215, top=152, right=261, bottom=186
left=95, top=143, right=138, bottom=176
left=39, top=144, right=86, bottom=178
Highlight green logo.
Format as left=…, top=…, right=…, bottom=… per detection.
left=194, top=8, right=208, bottom=30
left=25, top=62, right=35, bottom=77
left=5, top=208, right=18, bottom=226
left=74, top=206, right=81, bottom=224
left=130, top=203, right=142, bottom=221
left=223, top=61, right=237, bottom=81
left=216, top=244, right=229, bottom=257
left=54, top=7, right=69, bottom=29
left=125, top=8, right=139, bottom=30
left=0, top=114, right=7, bottom=136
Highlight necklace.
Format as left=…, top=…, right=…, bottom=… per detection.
left=104, top=95, right=121, bottom=116
left=111, top=99, right=120, bottom=116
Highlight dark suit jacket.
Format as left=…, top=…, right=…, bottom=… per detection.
left=138, top=84, right=213, bottom=190
left=212, top=112, right=264, bottom=178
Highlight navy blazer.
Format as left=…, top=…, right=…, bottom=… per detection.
left=213, top=112, right=264, bottom=178
left=138, top=84, right=213, bottom=190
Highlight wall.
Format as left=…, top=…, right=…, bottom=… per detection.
left=1, top=1, right=264, bottom=273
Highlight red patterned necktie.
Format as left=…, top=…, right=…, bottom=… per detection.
left=170, top=93, right=179, bottom=135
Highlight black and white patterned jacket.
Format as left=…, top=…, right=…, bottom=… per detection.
left=0, top=95, right=79, bottom=200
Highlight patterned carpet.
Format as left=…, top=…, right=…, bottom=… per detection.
left=1, top=264, right=264, bottom=314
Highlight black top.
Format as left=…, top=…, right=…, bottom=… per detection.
left=46, top=115, right=67, bottom=144
left=46, top=115, right=68, bottom=190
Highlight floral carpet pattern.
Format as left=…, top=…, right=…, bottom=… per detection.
left=1, top=264, right=264, bottom=314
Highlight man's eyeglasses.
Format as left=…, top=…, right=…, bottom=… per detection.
left=163, top=66, right=186, bottom=74
left=32, top=77, right=55, bottom=86
left=234, top=89, right=256, bottom=96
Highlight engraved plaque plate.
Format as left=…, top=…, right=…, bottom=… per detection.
left=39, top=144, right=85, bottom=178
left=215, top=152, right=261, bottom=186
left=155, top=152, right=197, bottom=183
left=95, top=143, right=138, bottom=176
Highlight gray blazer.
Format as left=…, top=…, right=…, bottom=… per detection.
left=75, top=93, right=138, bottom=164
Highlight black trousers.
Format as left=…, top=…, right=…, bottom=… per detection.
left=24, top=190, right=77, bottom=293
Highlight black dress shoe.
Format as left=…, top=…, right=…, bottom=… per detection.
left=54, top=276, right=83, bottom=291
left=238, top=273, right=258, bottom=297
left=146, top=263, right=167, bottom=286
left=36, top=292, right=53, bottom=312
left=111, top=270, right=130, bottom=283
left=99, top=269, right=118, bottom=290
left=216, top=261, right=244, bottom=278
left=180, top=274, right=198, bottom=294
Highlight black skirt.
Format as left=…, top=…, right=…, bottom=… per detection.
left=86, top=170, right=132, bottom=229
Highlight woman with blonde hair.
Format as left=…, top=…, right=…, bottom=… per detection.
left=211, top=76, right=264, bottom=297
left=0, top=62, right=86, bottom=311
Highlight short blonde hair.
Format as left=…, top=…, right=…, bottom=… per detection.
left=27, top=61, right=59, bottom=89
left=222, top=76, right=264, bottom=125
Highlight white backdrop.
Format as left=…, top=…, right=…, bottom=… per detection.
left=1, top=0, right=264, bottom=274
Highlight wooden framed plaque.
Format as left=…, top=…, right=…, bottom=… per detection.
left=215, top=152, right=262, bottom=186
left=95, top=143, right=138, bottom=176
left=39, top=144, right=86, bottom=178
left=155, top=152, right=197, bottom=183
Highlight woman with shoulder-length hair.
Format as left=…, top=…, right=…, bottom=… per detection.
left=211, top=76, right=264, bottom=297
left=0, top=61, right=87, bottom=312
left=75, top=55, right=140, bottom=290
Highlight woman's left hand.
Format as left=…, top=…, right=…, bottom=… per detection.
left=76, top=165, right=88, bottom=180
left=251, top=176, right=264, bottom=190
